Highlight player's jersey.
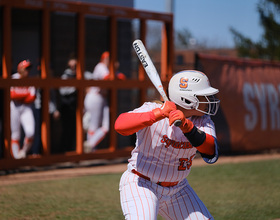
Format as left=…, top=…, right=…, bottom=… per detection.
left=127, top=102, right=217, bottom=184
left=88, top=62, right=109, bottom=94
left=10, top=73, right=36, bottom=104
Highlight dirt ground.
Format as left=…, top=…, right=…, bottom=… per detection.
left=1, top=152, right=280, bottom=186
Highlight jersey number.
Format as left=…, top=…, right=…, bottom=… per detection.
left=178, top=154, right=195, bottom=171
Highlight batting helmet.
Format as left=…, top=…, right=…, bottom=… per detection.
left=168, top=70, right=220, bottom=115
left=100, top=51, right=109, bottom=61
left=17, top=60, right=32, bottom=72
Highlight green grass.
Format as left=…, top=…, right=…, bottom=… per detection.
left=0, top=159, right=280, bottom=220
left=188, top=159, right=280, bottom=220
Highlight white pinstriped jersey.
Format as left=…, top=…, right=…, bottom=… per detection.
left=88, top=62, right=109, bottom=94
left=10, top=73, right=36, bottom=104
left=127, top=102, right=217, bottom=184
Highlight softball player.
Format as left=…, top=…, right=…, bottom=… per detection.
left=83, top=52, right=110, bottom=152
left=115, top=70, right=220, bottom=220
left=10, top=60, right=36, bottom=159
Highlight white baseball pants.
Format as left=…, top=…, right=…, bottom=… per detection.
left=84, top=91, right=109, bottom=148
left=10, top=101, right=35, bottom=140
left=119, top=170, right=213, bottom=220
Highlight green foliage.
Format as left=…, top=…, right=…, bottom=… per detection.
left=0, top=159, right=280, bottom=220
left=176, top=28, right=193, bottom=48
left=230, top=0, right=280, bottom=60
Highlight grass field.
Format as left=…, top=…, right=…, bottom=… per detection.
left=0, top=159, right=279, bottom=220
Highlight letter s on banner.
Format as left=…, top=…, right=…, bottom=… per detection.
left=243, top=83, right=257, bottom=130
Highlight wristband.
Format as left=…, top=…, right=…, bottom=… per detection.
left=184, top=126, right=206, bottom=147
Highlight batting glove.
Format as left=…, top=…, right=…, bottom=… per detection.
left=152, top=101, right=176, bottom=121
left=169, top=110, right=194, bottom=132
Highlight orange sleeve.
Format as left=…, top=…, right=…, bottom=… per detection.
left=10, top=87, right=36, bottom=103
left=114, top=112, right=157, bottom=136
left=23, top=93, right=36, bottom=103
left=195, top=134, right=215, bottom=156
left=103, top=73, right=110, bottom=80
left=10, top=89, right=28, bottom=100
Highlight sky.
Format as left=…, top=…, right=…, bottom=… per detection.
left=134, top=0, right=263, bottom=48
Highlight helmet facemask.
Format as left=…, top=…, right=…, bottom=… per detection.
left=195, top=95, right=220, bottom=116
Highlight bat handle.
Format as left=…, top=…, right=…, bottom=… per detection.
left=174, top=119, right=182, bottom=127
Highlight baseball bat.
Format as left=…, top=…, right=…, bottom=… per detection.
left=132, top=39, right=182, bottom=127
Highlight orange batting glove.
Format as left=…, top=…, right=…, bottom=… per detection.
left=169, top=110, right=194, bottom=132
left=152, top=101, right=176, bottom=121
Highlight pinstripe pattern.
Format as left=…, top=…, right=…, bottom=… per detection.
left=120, top=170, right=159, bottom=220
left=128, top=102, right=216, bottom=184
left=120, top=102, right=217, bottom=219
left=120, top=170, right=213, bottom=220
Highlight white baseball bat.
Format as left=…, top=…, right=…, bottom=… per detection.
left=132, top=39, right=182, bottom=127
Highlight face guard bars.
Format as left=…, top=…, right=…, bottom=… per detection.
left=196, top=95, right=220, bottom=116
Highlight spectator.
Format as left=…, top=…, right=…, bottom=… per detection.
left=10, top=60, right=36, bottom=159
left=114, top=61, right=126, bottom=80
left=83, top=51, right=110, bottom=152
left=59, top=58, right=77, bottom=152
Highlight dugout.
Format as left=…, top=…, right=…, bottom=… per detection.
left=0, top=0, right=174, bottom=170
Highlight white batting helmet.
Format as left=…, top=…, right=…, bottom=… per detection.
left=168, top=70, right=220, bottom=115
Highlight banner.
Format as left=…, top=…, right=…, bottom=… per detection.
left=196, top=54, right=280, bottom=152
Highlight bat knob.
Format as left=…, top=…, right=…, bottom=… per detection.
left=174, top=120, right=182, bottom=127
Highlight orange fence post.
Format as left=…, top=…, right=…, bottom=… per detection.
left=139, top=19, right=147, bottom=104
left=41, top=5, right=51, bottom=156
left=41, top=89, right=50, bottom=156
left=109, top=16, right=118, bottom=151
left=76, top=12, right=85, bottom=154
left=161, top=25, right=168, bottom=82
left=109, top=16, right=117, bottom=80
left=2, top=2, right=11, bottom=79
left=139, top=19, right=146, bottom=82
left=2, top=2, right=12, bottom=159
left=41, top=6, right=50, bottom=80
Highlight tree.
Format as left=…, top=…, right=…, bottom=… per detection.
left=230, top=0, right=280, bottom=60
left=175, top=28, right=193, bottom=48
left=175, top=28, right=229, bottom=49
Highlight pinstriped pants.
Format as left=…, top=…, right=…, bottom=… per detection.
left=119, top=170, right=213, bottom=220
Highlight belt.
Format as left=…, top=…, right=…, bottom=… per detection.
left=132, top=169, right=178, bottom=187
